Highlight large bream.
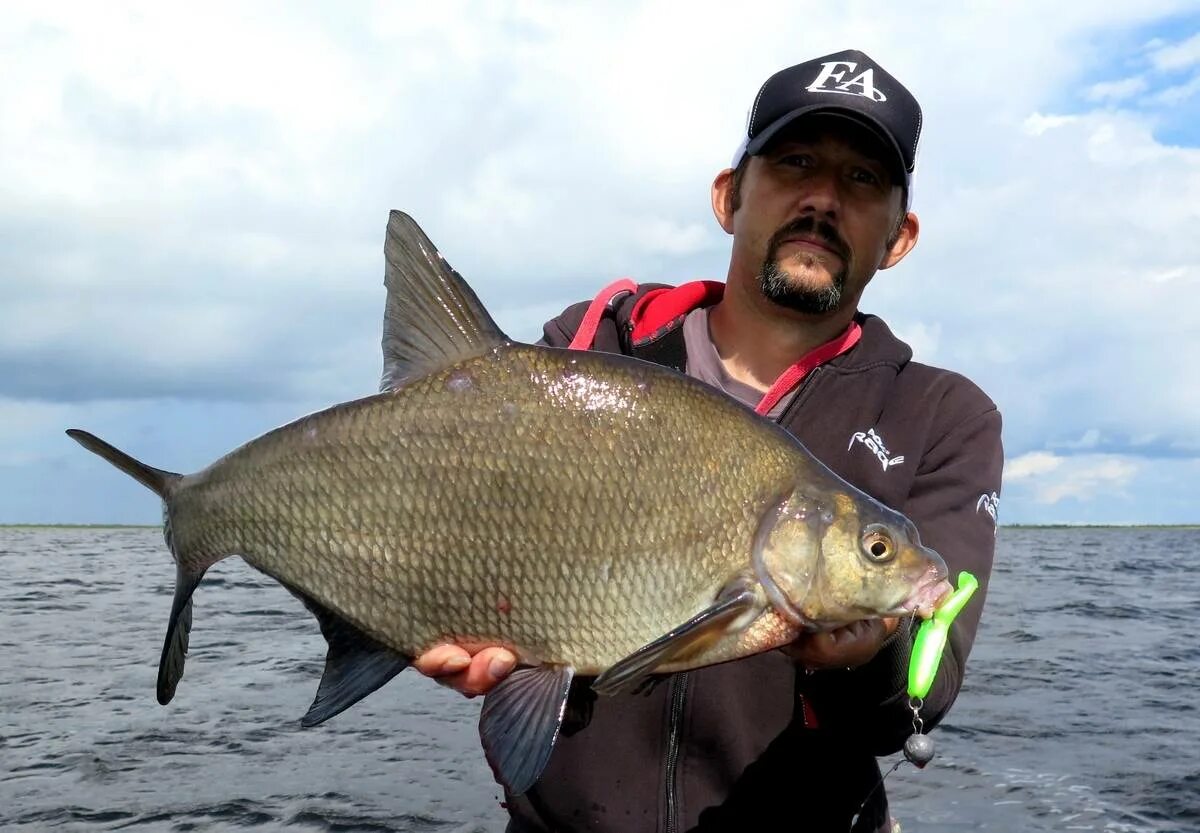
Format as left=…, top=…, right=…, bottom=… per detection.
left=69, top=211, right=950, bottom=794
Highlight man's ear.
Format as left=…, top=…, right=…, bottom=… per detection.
left=880, top=211, right=919, bottom=270
left=712, top=168, right=736, bottom=234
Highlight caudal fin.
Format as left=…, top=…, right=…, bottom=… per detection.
left=66, top=429, right=181, bottom=499
left=66, top=428, right=200, bottom=704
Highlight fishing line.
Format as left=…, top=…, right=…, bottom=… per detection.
left=850, top=758, right=906, bottom=831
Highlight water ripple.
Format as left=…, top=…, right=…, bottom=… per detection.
left=2, top=526, right=1197, bottom=832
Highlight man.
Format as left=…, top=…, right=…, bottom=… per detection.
left=414, top=49, right=1003, bottom=832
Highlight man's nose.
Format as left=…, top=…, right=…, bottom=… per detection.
left=796, top=169, right=841, bottom=218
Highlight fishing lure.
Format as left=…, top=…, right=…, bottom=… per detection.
left=903, top=570, right=980, bottom=766
left=908, top=571, right=980, bottom=700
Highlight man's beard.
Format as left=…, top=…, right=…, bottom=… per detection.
left=758, top=217, right=850, bottom=315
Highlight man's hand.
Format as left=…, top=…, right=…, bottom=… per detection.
left=782, top=617, right=900, bottom=671
left=412, top=644, right=518, bottom=697
left=413, top=619, right=897, bottom=696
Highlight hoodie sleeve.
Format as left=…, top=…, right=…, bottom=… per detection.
left=801, top=400, right=1004, bottom=756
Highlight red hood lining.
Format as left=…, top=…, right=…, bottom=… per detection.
left=630, top=281, right=726, bottom=344
left=574, top=278, right=861, bottom=416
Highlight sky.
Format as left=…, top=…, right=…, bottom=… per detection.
left=2, top=1, right=1198, bottom=525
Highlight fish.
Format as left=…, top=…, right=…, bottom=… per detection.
left=67, top=210, right=950, bottom=795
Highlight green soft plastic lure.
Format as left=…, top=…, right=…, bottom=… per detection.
left=907, top=571, right=979, bottom=700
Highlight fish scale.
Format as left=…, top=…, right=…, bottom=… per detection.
left=164, top=346, right=790, bottom=670
left=67, top=210, right=948, bottom=795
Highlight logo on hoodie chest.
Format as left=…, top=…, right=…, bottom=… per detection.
left=848, top=427, right=905, bottom=472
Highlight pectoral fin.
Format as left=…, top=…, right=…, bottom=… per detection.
left=592, top=583, right=761, bottom=697
left=479, top=665, right=575, bottom=795
left=286, top=588, right=411, bottom=727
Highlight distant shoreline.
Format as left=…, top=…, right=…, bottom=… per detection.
left=0, top=524, right=159, bottom=529
left=3, top=523, right=1198, bottom=530
left=1002, top=523, right=1200, bottom=530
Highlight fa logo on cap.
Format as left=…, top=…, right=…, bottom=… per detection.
left=806, top=61, right=887, bottom=102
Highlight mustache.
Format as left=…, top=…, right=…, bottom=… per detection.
left=767, top=217, right=849, bottom=262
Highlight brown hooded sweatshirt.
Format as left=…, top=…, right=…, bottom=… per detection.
left=503, top=282, right=1004, bottom=833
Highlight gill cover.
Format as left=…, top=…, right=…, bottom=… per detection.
left=751, top=490, right=832, bottom=630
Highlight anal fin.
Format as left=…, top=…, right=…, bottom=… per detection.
left=286, top=587, right=411, bottom=727
left=479, top=665, right=574, bottom=795
left=592, top=583, right=760, bottom=697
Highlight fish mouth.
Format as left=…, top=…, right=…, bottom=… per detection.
left=893, top=571, right=954, bottom=620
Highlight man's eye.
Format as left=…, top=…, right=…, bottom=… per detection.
left=850, top=167, right=884, bottom=187
left=779, top=154, right=813, bottom=168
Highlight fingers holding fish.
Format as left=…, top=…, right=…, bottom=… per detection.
left=414, top=644, right=518, bottom=698
left=782, top=616, right=900, bottom=671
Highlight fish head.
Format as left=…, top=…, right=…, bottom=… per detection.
left=753, top=487, right=950, bottom=630
left=812, top=491, right=950, bottom=624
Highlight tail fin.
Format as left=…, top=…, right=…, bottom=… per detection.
left=66, top=429, right=181, bottom=499
left=67, top=428, right=199, bottom=704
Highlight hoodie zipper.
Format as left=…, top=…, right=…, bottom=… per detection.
left=656, top=334, right=834, bottom=832
left=774, top=364, right=823, bottom=425
left=663, top=672, right=688, bottom=833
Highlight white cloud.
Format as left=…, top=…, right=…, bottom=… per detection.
left=0, top=5, right=375, bottom=217
left=1085, top=76, right=1149, bottom=102
left=1006, top=452, right=1064, bottom=481
left=1038, top=456, right=1139, bottom=504
left=1149, top=266, right=1190, bottom=284
left=630, top=219, right=716, bottom=257
left=1149, top=31, right=1200, bottom=71
left=889, top=320, right=941, bottom=363
left=1005, top=452, right=1140, bottom=505
left=1051, top=429, right=1103, bottom=451
left=1151, top=73, right=1200, bottom=105
left=1022, top=112, right=1079, bottom=135
left=909, top=105, right=1200, bottom=459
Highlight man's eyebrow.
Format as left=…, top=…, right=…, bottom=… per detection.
left=763, top=144, right=816, bottom=161
left=768, top=140, right=816, bottom=152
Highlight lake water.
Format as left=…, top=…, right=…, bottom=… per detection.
left=1, top=527, right=1197, bottom=832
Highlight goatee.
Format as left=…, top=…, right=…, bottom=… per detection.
left=758, top=217, right=849, bottom=315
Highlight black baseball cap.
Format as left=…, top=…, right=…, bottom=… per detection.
left=731, top=49, right=922, bottom=198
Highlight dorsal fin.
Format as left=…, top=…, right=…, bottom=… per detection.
left=380, top=211, right=510, bottom=391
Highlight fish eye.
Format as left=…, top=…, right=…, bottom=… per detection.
left=861, top=524, right=895, bottom=563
